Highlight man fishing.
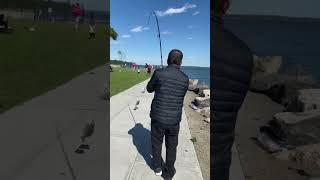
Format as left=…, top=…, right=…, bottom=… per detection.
left=211, top=0, right=254, bottom=179
left=147, top=49, right=189, bottom=180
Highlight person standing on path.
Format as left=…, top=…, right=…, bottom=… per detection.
left=211, top=0, right=253, bottom=180
left=146, top=49, right=189, bottom=180
left=88, top=12, right=96, bottom=40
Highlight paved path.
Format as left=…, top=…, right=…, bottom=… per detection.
left=110, top=80, right=203, bottom=180
left=0, top=66, right=108, bottom=180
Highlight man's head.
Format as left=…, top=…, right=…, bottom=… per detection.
left=167, top=49, right=183, bottom=66
left=212, top=0, right=230, bottom=17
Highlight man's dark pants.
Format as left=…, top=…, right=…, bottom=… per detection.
left=151, top=120, right=180, bottom=177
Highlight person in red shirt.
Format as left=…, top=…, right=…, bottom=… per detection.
left=72, top=3, right=82, bottom=31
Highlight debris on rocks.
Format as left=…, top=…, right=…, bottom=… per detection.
left=286, top=89, right=320, bottom=112
left=188, top=79, right=210, bottom=123
left=275, top=144, right=320, bottom=177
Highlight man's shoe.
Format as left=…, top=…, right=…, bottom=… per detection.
left=154, top=167, right=162, bottom=176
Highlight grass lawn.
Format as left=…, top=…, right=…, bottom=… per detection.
left=110, top=68, right=151, bottom=96
left=0, top=19, right=107, bottom=112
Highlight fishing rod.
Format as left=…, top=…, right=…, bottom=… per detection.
left=148, top=11, right=163, bottom=68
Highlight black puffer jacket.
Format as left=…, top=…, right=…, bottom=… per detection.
left=147, top=64, right=189, bottom=125
left=211, top=16, right=254, bottom=180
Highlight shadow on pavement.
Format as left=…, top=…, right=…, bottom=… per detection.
left=128, top=123, right=164, bottom=170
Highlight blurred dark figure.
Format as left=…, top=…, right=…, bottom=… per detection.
left=0, top=14, right=8, bottom=30
left=88, top=12, right=96, bottom=40
left=211, top=0, right=253, bottom=180
left=0, top=14, right=9, bottom=32
left=147, top=49, right=189, bottom=179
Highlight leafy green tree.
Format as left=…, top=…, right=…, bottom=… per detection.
left=110, top=27, right=118, bottom=40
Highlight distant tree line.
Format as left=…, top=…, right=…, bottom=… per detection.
left=0, top=0, right=70, bottom=10
left=110, top=60, right=134, bottom=67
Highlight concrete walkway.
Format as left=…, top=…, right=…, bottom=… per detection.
left=0, top=66, right=108, bottom=180
left=110, top=80, right=203, bottom=180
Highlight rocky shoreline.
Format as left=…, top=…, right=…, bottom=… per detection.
left=184, top=81, right=210, bottom=180
left=238, top=55, right=320, bottom=180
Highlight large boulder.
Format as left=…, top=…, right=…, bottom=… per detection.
left=198, top=107, right=210, bottom=118
left=275, top=143, right=320, bottom=177
left=193, top=96, right=210, bottom=109
left=250, top=73, right=318, bottom=104
left=252, top=55, right=282, bottom=76
left=250, top=74, right=286, bottom=103
left=286, top=89, right=320, bottom=112
left=274, top=110, right=320, bottom=146
left=188, top=79, right=199, bottom=91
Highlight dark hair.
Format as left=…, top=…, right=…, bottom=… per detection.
left=212, top=0, right=230, bottom=16
left=167, top=49, right=183, bottom=65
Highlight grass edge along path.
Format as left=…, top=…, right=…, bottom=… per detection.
left=0, top=19, right=107, bottom=113
left=110, top=68, right=151, bottom=96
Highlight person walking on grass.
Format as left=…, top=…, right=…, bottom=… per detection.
left=73, top=3, right=82, bottom=31
left=211, top=0, right=253, bottom=180
left=147, top=49, right=189, bottom=180
left=88, top=12, right=96, bottom=40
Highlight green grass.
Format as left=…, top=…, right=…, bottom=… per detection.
left=110, top=68, right=151, bottom=96
left=0, top=19, right=107, bottom=112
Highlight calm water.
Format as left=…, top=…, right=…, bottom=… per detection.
left=181, top=66, right=210, bottom=86
left=224, top=16, right=320, bottom=82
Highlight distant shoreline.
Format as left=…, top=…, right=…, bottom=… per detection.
left=225, top=14, right=320, bottom=23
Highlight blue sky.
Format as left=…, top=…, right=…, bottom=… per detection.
left=110, top=0, right=210, bottom=67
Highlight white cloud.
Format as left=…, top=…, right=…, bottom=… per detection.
left=130, top=26, right=150, bottom=32
left=162, top=30, right=172, bottom=35
left=187, top=37, right=193, bottom=40
left=192, top=11, right=200, bottom=16
left=121, top=34, right=131, bottom=38
left=156, top=3, right=197, bottom=17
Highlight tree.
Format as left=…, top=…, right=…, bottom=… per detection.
left=110, top=27, right=118, bottom=40
left=117, top=50, right=126, bottom=61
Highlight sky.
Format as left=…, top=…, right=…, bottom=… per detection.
left=110, top=0, right=210, bottom=67
left=229, top=0, right=320, bottom=18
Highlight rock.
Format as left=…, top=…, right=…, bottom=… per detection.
left=274, top=110, right=320, bottom=146
left=253, top=55, right=282, bottom=76
left=193, top=96, right=210, bottom=109
left=251, top=74, right=286, bottom=103
left=201, top=89, right=210, bottom=97
left=256, top=130, right=282, bottom=153
left=286, top=89, right=320, bottom=112
left=194, top=85, right=209, bottom=95
left=190, top=103, right=198, bottom=110
left=251, top=73, right=318, bottom=104
left=204, top=118, right=210, bottom=123
left=188, top=79, right=199, bottom=91
left=199, top=107, right=210, bottom=118
left=275, top=143, right=320, bottom=177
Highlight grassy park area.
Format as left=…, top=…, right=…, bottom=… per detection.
left=110, top=67, right=150, bottom=96
left=0, top=19, right=107, bottom=112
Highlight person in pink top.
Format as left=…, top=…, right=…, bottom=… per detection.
left=73, top=3, right=82, bottom=31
